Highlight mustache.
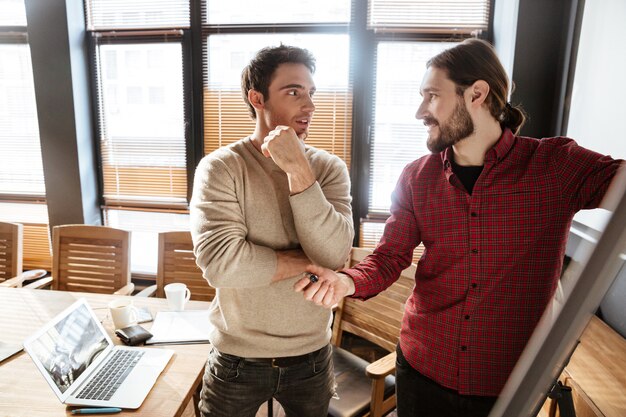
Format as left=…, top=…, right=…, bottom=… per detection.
left=423, top=116, right=438, bottom=126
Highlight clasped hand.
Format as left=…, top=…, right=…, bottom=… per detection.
left=294, top=264, right=354, bottom=309
left=261, top=125, right=307, bottom=173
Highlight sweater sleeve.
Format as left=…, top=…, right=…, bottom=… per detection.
left=290, top=153, right=354, bottom=269
left=190, top=154, right=276, bottom=289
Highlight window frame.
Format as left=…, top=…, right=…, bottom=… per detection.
left=354, top=0, right=495, bottom=247
left=83, top=0, right=495, bottom=274
left=0, top=13, right=52, bottom=270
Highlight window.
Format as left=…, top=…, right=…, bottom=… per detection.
left=205, top=0, right=350, bottom=25
left=368, top=41, right=455, bottom=214
left=0, top=0, right=51, bottom=270
left=84, top=0, right=492, bottom=273
left=202, top=1, right=353, bottom=164
left=204, top=33, right=352, bottom=164
left=87, top=0, right=190, bottom=275
left=361, top=0, right=491, bottom=251
left=87, top=0, right=353, bottom=275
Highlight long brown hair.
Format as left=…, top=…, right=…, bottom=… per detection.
left=427, top=39, right=527, bottom=135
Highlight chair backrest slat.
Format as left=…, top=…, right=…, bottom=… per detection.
left=53, top=225, right=130, bottom=294
left=331, top=247, right=417, bottom=353
left=0, top=222, right=23, bottom=283
left=157, top=231, right=215, bottom=302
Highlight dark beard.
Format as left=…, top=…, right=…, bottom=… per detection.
left=426, top=98, right=475, bottom=153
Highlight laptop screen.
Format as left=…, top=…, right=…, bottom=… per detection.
left=26, top=303, right=108, bottom=394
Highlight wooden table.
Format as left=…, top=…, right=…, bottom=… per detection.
left=0, top=287, right=212, bottom=417
left=539, top=316, right=626, bottom=417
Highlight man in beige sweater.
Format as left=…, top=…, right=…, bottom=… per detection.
left=190, top=45, right=354, bottom=416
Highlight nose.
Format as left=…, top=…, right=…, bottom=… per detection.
left=415, top=99, right=427, bottom=120
left=303, top=94, right=315, bottom=113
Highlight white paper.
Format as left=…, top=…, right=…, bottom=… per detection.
left=0, top=341, right=23, bottom=363
left=145, top=310, right=212, bottom=345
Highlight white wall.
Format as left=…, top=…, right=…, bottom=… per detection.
left=567, top=0, right=626, bottom=159
left=568, top=0, right=626, bottom=233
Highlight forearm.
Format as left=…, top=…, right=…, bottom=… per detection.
left=291, top=182, right=354, bottom=268
left=271, top=249, right=311, bottom=283
left=193, top=234, right=277, bottom=288
left=287, top=165, right=316, bottom=195
left=337, top=272, right=356, bottom=296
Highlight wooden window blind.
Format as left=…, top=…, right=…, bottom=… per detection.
left=85, top=0, right=190, bottom=30
left=368, top=0, right=491, bottom=34
left=205, top=0, right=351, bottom=25
left=203, top=89, right=352, bottom=166
left=203, top=34, right=352, bottom=167
left=0, top=203, right=51, bottom=270
left=94, top=40, right=188, bottom=208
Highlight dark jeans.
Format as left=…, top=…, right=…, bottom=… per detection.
left=395, top=345, right=497, bottom=417
left=199, top=344, right=335, bottom=417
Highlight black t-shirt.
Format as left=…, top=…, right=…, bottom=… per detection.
left=451, top=159, right=483, bottom=195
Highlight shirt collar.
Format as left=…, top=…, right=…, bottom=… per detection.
left=440, top=128, right=515, bottom=170
left=487, top=128, right=515, bottom=162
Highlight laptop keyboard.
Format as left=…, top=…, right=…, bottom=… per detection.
left=76, top=349, right=144, bottom=401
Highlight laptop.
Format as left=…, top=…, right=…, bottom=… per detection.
left=23, top=298, right=174, bottom=409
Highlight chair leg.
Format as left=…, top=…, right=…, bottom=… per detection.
left=193, top=382, right=202, bottom=417
left=370, top=379, right=386, bottom=417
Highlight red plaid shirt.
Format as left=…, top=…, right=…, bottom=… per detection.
left=344, top=129, right=621, bottom=396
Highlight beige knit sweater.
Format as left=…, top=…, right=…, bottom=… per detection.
left=190, top=137, right=354, bottom=357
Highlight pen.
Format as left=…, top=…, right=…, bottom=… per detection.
left=71, top=408, right=122, bottom=415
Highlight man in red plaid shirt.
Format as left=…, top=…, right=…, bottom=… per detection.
left=295, top=38, right=623, bottom=417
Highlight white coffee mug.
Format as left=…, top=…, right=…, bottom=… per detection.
left=164, top=283, right=191, bottom=311
left=108, top=298, right=138, bottom=329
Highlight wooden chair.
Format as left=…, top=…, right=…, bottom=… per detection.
left=26, top=224, right=134, bottom=295
left=136, top=231, right=215, bottom=301
left=0, top=221, right=24, bottom=287
left=329, top=247, right=417, bottom=417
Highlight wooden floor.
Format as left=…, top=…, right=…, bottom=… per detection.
left=253, top=400, right=398, bottom=417
left=183, top=397, right=399, bottom=417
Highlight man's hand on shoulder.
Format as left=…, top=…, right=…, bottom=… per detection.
left=294, top=264, right=355, bottom=308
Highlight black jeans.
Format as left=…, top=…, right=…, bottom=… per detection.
left=395, top=345, right=497, bottom=417
left=199, top=345, right=335, bottom=417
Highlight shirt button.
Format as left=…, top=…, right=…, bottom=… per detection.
left=464, top=315, right=470, bottom=320
left=471, top=283, right=477, bottom=288
left=471, top=249, right=479, bottom=254
left=471, top=212, right=478, bottom=217
left=461, top=346, right=467, bottom=351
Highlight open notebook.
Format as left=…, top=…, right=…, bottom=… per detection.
left=23, top=299, right=173, bottom=409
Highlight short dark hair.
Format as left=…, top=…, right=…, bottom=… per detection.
left=241, top=45, right=316, bottom=119
left=427, top=38, right=527, bottom=135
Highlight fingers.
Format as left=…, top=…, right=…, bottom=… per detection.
left=293, top=276, right=311, bottom=292
left=293, top=265, right=341, bottom=309
left=321, top=285, right=336, bottom=308
left=262, top=126, right=292, bottom=159
left=300, top=277, right=325, bottom=301
left=294, top=272, right=319, bottom=292
left=261, top=142, right=271, bottom=158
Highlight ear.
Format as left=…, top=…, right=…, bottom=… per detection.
left=467, top=80, right=490, bottom=108
left=248, top=89, right=265, bottom=112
